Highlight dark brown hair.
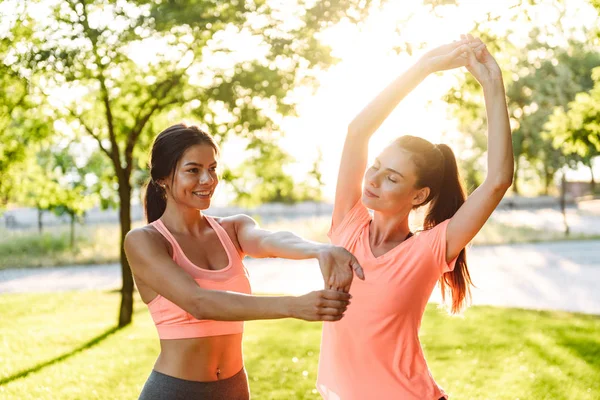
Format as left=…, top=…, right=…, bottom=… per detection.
left=144, top=123, right=219, bottom=223
left=394, top=135, right=473, bottom=314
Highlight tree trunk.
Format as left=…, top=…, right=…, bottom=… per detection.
left=560, top=173, right=569, bottom=236
left=37, top=208, right=43, bottom=235
left=589, top=162, right=596, bottom=194
left=512, top=156, right=521, bottom=195
left=543, top=168, right=554, bottom=196
left=118, top=179, right=134, bottom=327
left=70, top=213, right=75, bottom=249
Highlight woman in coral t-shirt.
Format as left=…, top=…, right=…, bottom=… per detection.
left=317, top=35, right=514, bottom=399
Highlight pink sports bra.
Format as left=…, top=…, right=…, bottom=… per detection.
left=147, top=216, right=252, bottom=340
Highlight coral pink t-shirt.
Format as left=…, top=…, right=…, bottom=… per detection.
left=317, top=201, right=457, bottom=400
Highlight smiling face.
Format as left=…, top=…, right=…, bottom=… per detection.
left=160, top=144, right=219, bottom=211
left=361, top=144, right=430, bottom=214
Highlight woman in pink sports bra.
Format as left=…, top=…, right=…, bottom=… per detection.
left=317, top=35, right=514, bottom=399
left=124, top=123, right=364, bottom=400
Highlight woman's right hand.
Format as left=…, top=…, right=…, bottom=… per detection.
left=290, top=290, right=351, bottom=321
left=418, top=39, right=470, bottom=74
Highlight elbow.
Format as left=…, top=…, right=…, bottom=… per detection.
left=347, top=122, right=362, bottom=138
left=488, top=177, right=513, bottom=193
left=188, top=293, right=208, bottom=320
left=189, top=304, right=205, bottom=321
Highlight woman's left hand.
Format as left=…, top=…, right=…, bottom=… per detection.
left=317, top=245, right=364, bottom=293
left=462, top=34, right=503, bottom=88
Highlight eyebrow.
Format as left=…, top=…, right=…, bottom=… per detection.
left=183, top=161, right=218, bottom=167
left=374, top=158, right=403, bottom=178
left=385, top=167, right=404, bottom=178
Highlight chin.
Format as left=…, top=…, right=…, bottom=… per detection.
left=361, top=193, right=376, bottom=209
left=191, top=198, right=212, bottom=210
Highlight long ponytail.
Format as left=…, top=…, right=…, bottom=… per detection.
left=425, top=144, right=472, bottom=314
left=394, top=136, right=473, bottom=314
left=145, top=180, right=167, bottom=223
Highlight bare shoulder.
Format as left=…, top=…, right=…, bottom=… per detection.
left=124, top=225, right=170, bottom=255
left=213, top=214, right=258, bottom=233
left=210, top=214, right=255, bottom=255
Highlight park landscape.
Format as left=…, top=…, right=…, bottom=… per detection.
left=1, top=0, right=600, bottom=399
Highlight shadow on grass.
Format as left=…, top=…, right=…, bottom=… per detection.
left=0, top=325, right=123, bottom=386
left=555, top=328, right=600, bottom=372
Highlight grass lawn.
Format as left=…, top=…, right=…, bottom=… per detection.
left=0, top=291, right=598, bottom=399
left=2, top=216, right=599, bottom=270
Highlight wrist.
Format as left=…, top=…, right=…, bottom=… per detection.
left=482, top=78, right=505, bottom=94
left=314, top=244, right=332, bottom=261
left=415, top=57, right=434, bottom=77
left=280, top=296, right=295, bottom=318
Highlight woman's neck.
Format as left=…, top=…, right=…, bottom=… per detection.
left=159, top=203, right=207, bottom=235
left=370, top=210, right=412, bottom=246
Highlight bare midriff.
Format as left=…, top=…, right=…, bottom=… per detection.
left=154, top=333, right=244, bottom=381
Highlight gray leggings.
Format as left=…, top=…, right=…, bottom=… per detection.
left=138, top=368, right=250, bottom=400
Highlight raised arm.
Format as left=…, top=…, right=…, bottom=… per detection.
left=232, top=214, right=364, bottom=292
left=124, top=227, right=350, bottom=322
left=446, top=36, right=514, bottom=261
left=333, top=39, right=472, bottom=227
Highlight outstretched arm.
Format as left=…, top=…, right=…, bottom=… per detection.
left=125, top=227, right=350, bottom=322
left=233, top=214, right=364, bottom=292
left=446, top=36, right=514, bottom=261
left=333, top=39, right=472, bottom=227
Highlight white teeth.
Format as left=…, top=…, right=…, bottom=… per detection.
left=194, top=191, right=210, bottom=196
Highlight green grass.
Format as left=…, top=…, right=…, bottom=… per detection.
left=471, top=219, right=600, bottom=245
left=0, top=291, right=598, bottom=399
left=1, top=216, right=599, bottom=270
left=0, top=223, right=143, bottom=269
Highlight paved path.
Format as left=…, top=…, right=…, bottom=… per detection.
left=1, top=240, right=599, bottom=314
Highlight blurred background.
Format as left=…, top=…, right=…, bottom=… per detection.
left=1, top=0, right=599, bottom=399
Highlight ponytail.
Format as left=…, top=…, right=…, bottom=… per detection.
left=144, top=180, right=167, bottom=223
left=425, top=144, right=472, bottom=314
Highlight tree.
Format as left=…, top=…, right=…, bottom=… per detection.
left=505, top=40, right=596, bottom=195
left=45, top=145, right=99, bottom=247
left=224, top=138, right=300, bottom=206
left=545, top=66, right=600, bottom=193
left=13, top=142, right=97, bottom=241
left=7, top=0, right=378, bottom=326
left=0, top=11, right=50, bottom=209
left=446, top=22, right=600, bottom=194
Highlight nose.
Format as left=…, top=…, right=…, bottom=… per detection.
left=199, top=170, right=214, bottom=185
left=367, top=171, right=381, bottom=188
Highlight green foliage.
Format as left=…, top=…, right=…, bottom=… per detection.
left=225, top=139, right=325, bottom=207
left=446, top=9, right=600, bottom=194
left=12, top=144, right=98, bottom=223
left=4, top=0, right=380, bottom=210
left=546, top=66, right=600, bottom=157
left=225, top=138, right=300, bottom=206
left=0, top=16, right=51, bottom=208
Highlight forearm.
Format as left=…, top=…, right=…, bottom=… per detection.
left=259, top=231, right=327, bottom=260
left=191, top=289, right=293, bottom=321
left=483, top=81, right=514, bottom=187
left=348, top=59, right=430, bottom=137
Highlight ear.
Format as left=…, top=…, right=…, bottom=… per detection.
left=412, top=187, right=430, bottom=207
